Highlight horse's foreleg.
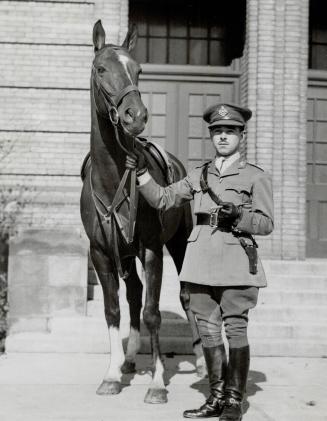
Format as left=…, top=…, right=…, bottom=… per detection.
left=90, top=248, right=124, bottom=395
left=143, top=248, right=167, bottom=404
left=121, top=258, right=143, bottom=374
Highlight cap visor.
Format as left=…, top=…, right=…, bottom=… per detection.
left=208, top=119, right=244, bottom=128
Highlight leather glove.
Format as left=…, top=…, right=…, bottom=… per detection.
left=218, top=202, right=241, bottom=226
left=125, top=148, right=147, bottom=174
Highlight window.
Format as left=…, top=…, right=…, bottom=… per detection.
left=309, top=0, right=327, bottom=70
left=129, top=0, right=246, bottom=66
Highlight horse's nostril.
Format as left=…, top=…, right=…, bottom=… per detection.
left=124, top=108, right=135, bottom=122
left=144, top=109, right=149, bottom=124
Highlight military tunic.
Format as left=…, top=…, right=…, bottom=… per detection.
left=139, top=158, right=274, bottom=287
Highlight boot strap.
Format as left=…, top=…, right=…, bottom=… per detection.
left=206, top=394, right=225, bottom=407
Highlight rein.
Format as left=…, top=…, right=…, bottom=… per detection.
left=90, top=64, right=141, bottom=277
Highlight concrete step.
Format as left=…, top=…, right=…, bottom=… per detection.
left=266, top=275, right=327, bottom=289
left=6, top=314, right=327, bottom=357
left=88, top=289, right=327, bottom=315
left=6, top=330, right=327, bottom=357
left=248, top=322, right=327, bottom=340
left=140, top=336, right=193, bottom=354
left=262, top=259, right=327, bottom=276
left=51, top=316, right=327, bottom=342
left=257, top=289, right=327, bottom=305
left=251, top=339, right=327, bottom=357
left=251, top=305, right=327, bottom=322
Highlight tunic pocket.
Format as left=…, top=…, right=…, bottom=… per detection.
left=224, top=182, right=252, bottom=205
left=225, top=182, right=252, bottom=195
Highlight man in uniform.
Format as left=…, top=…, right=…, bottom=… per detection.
left=126, top=103, right=274, bottom=421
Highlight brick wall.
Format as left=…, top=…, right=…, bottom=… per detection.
left=0, top=0, right=128, bottom=233
left=241, top=0, right=309, bottom=259
left=1, top=0, right=309, bottom=259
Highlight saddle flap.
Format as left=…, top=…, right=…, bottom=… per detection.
left=137, top=137, right=174, bottom=185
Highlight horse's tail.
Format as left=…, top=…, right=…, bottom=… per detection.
left=80, top=152, right=91, bottom=181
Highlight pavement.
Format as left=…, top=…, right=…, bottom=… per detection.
left=0, top=353, right=326, bottom=421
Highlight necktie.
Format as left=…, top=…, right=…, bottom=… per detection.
left=219, top=158, right=225, bottom=174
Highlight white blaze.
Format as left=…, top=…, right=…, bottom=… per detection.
left=118, top=54, right=133, bottom=83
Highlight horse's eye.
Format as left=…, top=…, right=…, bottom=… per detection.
left=97, top=66, right=106, bottom=74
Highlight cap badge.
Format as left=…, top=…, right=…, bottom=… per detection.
left=218, top=105, right=229, bottom=117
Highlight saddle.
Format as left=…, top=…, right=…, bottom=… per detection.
left=80, top=137, right=174, bottom=185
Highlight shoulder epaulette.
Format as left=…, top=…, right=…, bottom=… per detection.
left=247, top=162, right=264, bottom=172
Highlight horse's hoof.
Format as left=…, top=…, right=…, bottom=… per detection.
left=121, top=360, right=136, bottom=374
left=196, top=363, right=208, bottom=378
left=96, top=380, right=121, bottom=395
left=144, top=388, right=168, bottom=404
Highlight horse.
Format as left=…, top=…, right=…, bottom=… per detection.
left=80, top=20, right=205, bottom=404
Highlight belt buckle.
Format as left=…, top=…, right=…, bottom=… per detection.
left=209, top=211, right=218, bottom=228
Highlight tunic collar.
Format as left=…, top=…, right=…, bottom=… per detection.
left=209, top=152, right=243, bottom=177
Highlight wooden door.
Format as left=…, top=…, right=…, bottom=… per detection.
left=139, top=72, right=239, bottom=167
left=307, top=80, right=327, bottom=257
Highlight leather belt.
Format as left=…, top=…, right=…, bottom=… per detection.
left=196, top=213, right=231, bottom=232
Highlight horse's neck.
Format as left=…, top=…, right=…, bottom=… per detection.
left=90, top=111, right=126, bottom=198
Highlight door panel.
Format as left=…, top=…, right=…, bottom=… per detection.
left=306, top=84, right=327, bottom=257
left=139, top=76, right=238, bottom=169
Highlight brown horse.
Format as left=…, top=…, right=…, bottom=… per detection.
left=80, top=20, right=205, bottom=404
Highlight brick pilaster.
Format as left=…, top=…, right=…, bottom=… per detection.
left=241, top=0, right=309, bottom=259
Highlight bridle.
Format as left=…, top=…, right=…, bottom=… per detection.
left=90, top=59, right=144, bottom=277
left=91, top=64, right=140, bottom=143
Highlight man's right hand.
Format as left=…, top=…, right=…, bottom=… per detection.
left=125, top=148, right=147, bottom=173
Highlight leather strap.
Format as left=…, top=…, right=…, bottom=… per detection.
left=200, top=162, right=223, bottom=206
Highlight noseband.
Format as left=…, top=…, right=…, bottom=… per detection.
left=91, top=64, right=140, bottom=126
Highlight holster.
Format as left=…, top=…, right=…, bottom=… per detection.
left=238, top=236, right=258, bottom=275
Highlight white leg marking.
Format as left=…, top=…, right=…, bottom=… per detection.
left=125, top=327, right=141, bottom=363
left=150, top=356, right=165, bottom=389
left=103, top=326, right=125, bottom=382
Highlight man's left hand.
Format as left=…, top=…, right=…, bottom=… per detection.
left=218, top=202, right=241, bottom=225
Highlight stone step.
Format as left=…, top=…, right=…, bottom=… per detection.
left=257, top=289, right=327, bottom=305
left=51, top=315, right=327, bottom=341
left=6, top=330, right=327, bottom=357
left=251, top=305, right=327, bottom=322
left=88, top=289, right=327, bottom=314
left=248, top=322, right=327, bottom=340
left=262, top=259, right=327, bottom=276
left=250, top=339, right=327, bottom=358
left=50, top=315, right=327, bottom=345
left=6, top=315, right=327, bottom=357
left=265, top=275, right=327, bottom=289
left=89, top=259, right=327, bottom=287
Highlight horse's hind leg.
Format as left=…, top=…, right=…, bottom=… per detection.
left=165, top=219, right=207, bottom=378
left=90, top=247, right=125, bottom=395
left=142, top=247, right=168, bottom=404
left=121, top=258, right=143, bottom=374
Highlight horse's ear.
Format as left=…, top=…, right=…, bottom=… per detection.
left=93, top=20, right=106, bottom=52
left=122, top=24, right=138, bottom=51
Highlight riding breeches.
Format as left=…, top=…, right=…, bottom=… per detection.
left=186, top=283, right=259, bottom=349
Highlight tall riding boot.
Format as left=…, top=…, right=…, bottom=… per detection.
left=184, top=344, right=227, bottom=418
left=219, top=346, right=250, bottom=421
